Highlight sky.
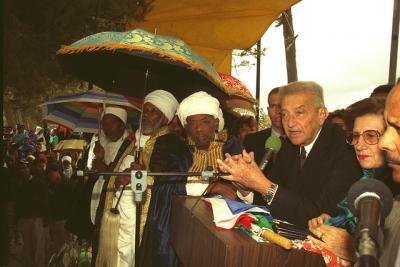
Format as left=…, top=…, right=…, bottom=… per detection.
left=232, top=0, right=400, bottom=111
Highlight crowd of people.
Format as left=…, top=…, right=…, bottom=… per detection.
left=1, top=123, right=88, bottom=266
left=1, top=82, right=400, bottom=267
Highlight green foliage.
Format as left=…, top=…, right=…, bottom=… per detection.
left=232, top=46, right=266, bottom=71
left=257, top=107, right=271, bottom=130
left=3, top=0, right=149, bottom=126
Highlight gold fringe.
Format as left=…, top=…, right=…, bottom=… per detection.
left=96, top=210, right=121, bottom=267
left=188, top=130, right=228, bottom=173
left=140, top=126, right=170, bottom=242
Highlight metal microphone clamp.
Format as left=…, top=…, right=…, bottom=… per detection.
left=131, top=170, right=148, bottom=203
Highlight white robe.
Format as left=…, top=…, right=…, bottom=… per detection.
left=89, top=129, right=150, bottom=267
left=90, top=155, right=137, bottom=267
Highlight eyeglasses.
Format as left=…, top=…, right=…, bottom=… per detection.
left=345, top=130, right=381, bottom=146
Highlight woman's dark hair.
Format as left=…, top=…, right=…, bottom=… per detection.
left=345, top=98, right=385, bottom=131
left=231, top=115, right=257, bottom=137
left=326, top=109, right=347, bottom=125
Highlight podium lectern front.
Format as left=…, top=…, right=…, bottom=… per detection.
left=170, top=196, right=325, bottom=267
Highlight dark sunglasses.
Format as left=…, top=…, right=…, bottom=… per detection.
left=345, top=130, right=381, bottom=146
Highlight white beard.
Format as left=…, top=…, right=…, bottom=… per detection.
left=63, top=167, right=73, bottom=179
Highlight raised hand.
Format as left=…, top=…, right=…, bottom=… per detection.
left=217, top=150, right=271, bottom=194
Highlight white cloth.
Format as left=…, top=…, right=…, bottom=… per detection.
left=134, top=130, right=150, bottom=150
left=237, top=190, right=254, bottom=204
left=87, top=130, right=128, bottom=169
left=35, top=126, right=43, bottom=135
left=204, top=197, right=270, bottom=229
left=144, top=90, right=179, bottom=123
left=103, top=106, right=128, bottom=124
left=90, top=154, right=137, bottom=267
left=61, top=155, right=72, bottom=163
left=177, top=91, right=220, bottom=126
left=36, top=133, right=47, bottom=152
left=185, top=176, right=209, bottom=196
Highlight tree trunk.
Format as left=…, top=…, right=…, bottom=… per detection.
left=282, top=8, right=298, bottom=83
left=3, top=93, right=17, bottom=128
left=389, top=0, right=400, bottom=84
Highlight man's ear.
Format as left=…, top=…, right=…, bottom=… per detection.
left=214, top=118, right=220, bottom=132
left=318, top=107, right=328, bottom=125
left=162, top=115, right=169, bottom=126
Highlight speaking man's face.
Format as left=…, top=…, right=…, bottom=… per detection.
left=280, top=92, right=327, bottom=146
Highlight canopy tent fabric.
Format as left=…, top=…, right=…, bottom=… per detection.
left=126, top=0, right=300, bottom=73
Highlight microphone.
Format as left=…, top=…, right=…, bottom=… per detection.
left=347, top=179, right=393, bottom=267
left=259, top=135, right=282, bottom=171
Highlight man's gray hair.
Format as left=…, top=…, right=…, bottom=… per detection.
left=279, top=81, right=325, bottom=108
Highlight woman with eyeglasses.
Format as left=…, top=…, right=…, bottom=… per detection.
left=306, top=98, right=394, bottom=263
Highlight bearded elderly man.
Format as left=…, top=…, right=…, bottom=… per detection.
left=67, top=90, right=178, bottom=267
left=139, top=91, right=242, bottom=267
left=218, top=81, right=362, bottom=227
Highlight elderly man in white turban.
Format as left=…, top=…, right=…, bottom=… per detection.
left=67, top=90, right=179, bottom=267
left=139, top=91, right=242, bottom=267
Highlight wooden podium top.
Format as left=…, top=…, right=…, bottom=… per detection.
left=170, top=196, right=326, bottom=267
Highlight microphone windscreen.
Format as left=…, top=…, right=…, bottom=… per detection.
left=265, top=135, right=282, bottom=152
left=347, top=179, right=393, bottom=218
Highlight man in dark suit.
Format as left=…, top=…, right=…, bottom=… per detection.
left=218, top=81, right=362, bottom=227
left=243, top=87, right=285, bottom=168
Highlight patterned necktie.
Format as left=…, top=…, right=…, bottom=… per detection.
left=300, top=146, right=307, bottom=168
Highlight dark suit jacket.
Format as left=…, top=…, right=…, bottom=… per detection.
left=243, top=128, right=274, bottom=204
left=243, top=128, right=272, bottom=167
left=260, top=122, right=362, bottom=227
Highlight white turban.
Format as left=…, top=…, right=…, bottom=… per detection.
left=61, top=155, right=72, bottom=163
left=177, top=91, right=220, bottom=126
left=103, top=106, right=127, bottom=124
left=144, top=90, right=179, bottom=123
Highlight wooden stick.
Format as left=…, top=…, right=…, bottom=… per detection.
left=260, top=229, right=293, bottom=250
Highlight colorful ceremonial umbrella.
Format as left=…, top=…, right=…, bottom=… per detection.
left=56, top=29, right=228, bottom=101
left=218, top=72, right=257, bottom=117
left=39, top=90, right=141, bottom=133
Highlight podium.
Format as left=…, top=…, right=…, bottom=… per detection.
left=170, top=196, right=326, bottom=267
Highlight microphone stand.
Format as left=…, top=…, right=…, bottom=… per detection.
left=78, top=169, right=225, bottom=266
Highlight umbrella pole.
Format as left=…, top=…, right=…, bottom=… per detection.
left=134, top=64, right=150, bottom=266
left=135, top=203, right=142, bottom=265
left=134, top=65, right=151, bottom=163
left=97, top=106, right=102, bottom=136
